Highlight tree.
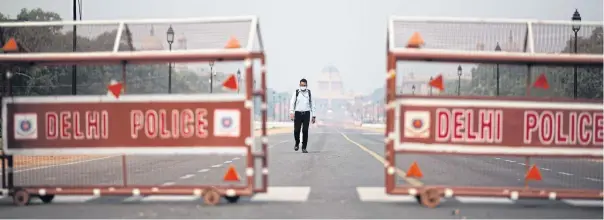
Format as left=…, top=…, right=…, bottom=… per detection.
left=468, top=27, right=603, bottom=99
left=1, top=8, right=211, bottom=96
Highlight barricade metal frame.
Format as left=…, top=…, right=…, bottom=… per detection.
left=0, top=16, right=270, bottom=206
left=385, top=16, right=604, bottom=207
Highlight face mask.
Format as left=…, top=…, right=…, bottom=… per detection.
left=300, top=86, right=307, bottom=91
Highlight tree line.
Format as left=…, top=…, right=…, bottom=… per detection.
left=0, top=8, right=219, bottom=96
left=465, top=27, right=603, bottom=99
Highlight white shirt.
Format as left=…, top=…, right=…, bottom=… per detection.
left=289, top=89, right=316, bottom=118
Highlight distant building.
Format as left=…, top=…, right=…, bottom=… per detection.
left=175, top=33, right=189, bottom=72
left=314, top=65, right=355, bottom=113
left=139, top=26, right=164, bottom=51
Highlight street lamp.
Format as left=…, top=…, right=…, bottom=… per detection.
left=209, top=62, right=215, bottom=93
left=411, top=85, right=416, bottom=95
left=571, top=9, right=581, bottom=99
left=166, top=25, right=175, bottom=94
left=236, top=69, right=241, bottom=94
left=494, top=42, right=502, bottom=96
left=457, top=65, right=462, bottom=96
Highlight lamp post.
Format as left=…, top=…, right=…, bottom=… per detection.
left=209, top=62, right=215, bottom=93
left=457, top=65, right=462, bottom=96
left=166, top=25, right=174, bottom=94
left=411, top=85, right=416, bottom=95
left=494, top=42, right=502, bottom=96
left=71, top=0, right=77, bottom=95
left=572, top=9, right=581, bottom=99
left=236, top=69, right=241, bottom=94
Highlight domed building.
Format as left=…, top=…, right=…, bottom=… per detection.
left=314, top=65, right=354, bottom=114
left=139, top=26, right=164, bottom=51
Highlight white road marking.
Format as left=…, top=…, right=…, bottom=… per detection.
left=224, top=161, right=233, bottom=164
left=495, top=157, right=501, bottom=160
left=232, top=157, right=240, bottom=160
left=518, top=163, right=526, bottom=166
left=541, top=168, right=551, bottom=171
left=557, top=172, right=573, bottom=176
left=161, top=182, right=175, bottom=186
left=356, top=187, right=425, bottom=203
left=504, top=160, right=516, bottom=163
left=211, top=164, right=223, bottom=168
left=198, top=169, right=210, bottom=173
left=179, top=174, right=195, bottom=179
left=140, top=196, right=200, bottom=202
left=50, top=196, right=99, bottom=203
left=562, top=199, right=603, bottom=207
left=456, top=196, right=514, bottom=204
left=585, top=177, right=602, bottom=182
left=251, top=187, right=311, bottom=202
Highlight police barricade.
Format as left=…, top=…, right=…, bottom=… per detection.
left=0, top=16, right=269, bottom=206
left=385, top=16, right=603, bottom=207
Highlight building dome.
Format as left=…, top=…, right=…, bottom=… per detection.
left=319, top=65, right=342, bottom=82
left=139, top=26, right=164, bottom=51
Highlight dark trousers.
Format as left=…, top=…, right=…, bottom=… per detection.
left=293, top=111, right=311, bottom=149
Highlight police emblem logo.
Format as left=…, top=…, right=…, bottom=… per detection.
left=404, top=111, right=430, bottom=139
left=14, top=113, right=38, bottom=140
left=213, top=109, right=241, bottom=137
left=221, top=117, right=233, bottom=128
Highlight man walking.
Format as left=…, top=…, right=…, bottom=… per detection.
left=289, top=78, right=316, bottom=153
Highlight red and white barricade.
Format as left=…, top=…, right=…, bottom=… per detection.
left=385, top=16, right=603, bottom=207
left=0, top=16, right=270, bottom=206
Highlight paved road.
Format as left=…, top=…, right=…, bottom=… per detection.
left=0, top=126, right=602, bottom=219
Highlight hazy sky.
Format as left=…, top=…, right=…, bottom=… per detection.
left=2, top=0, right=602, bottom=94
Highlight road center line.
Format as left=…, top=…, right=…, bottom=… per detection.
left=338, top=131, right=424, bottom=187
left=558, top=172, right=574, bottom=176
left=179, top=174, right=195, bottom=179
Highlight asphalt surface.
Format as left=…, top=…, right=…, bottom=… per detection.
left=0, top=126, right=602, bottom=219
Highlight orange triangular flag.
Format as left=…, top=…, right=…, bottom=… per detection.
left=533, top=73, right=549, bottom=90
left=405, top=161, right=423, bottom=178
left=223, top=165, right=241, bottom=182
left=225, top=36, right=241, bottom=49
left=429, top=74, right=444, bottom=91
left=406, top=32, right=425, bottom=48
left=2, top=38, right=18, bottom=52
left=525, top=164, right=542, bottom=181
left=222, top=74, right=238, bottom=91
left=107, top=82, right=123, bottom=98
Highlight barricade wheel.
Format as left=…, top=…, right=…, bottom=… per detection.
left=203, top=189, right=221, bottom=206
left=224, top=195, right=240, bottom=203
left=39, top=195, right=55, bottom=204
left=419, top=188, right=441, bottom=208
left=13, top=189, right=31, bottom=206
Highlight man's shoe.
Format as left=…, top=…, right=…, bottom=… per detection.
left=302, top=149, right=308, bottom=153
left=294, top=145, right=299, bottom=151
